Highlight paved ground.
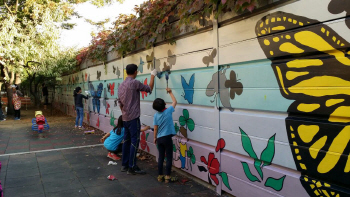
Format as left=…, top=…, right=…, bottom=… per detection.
left=0, top=108, right=102, bottom=154
left=0, top=107, right=218, bottom=197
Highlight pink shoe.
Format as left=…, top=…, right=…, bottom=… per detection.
left=107, top=152, right=121, bottom=161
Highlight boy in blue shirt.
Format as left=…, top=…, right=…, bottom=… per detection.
left=153, top=88, right=178, bottom=183
left=101, top=115, right=150, bottom=161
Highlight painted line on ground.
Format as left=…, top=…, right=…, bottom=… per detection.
left=0, top=144, right=103, bottom=157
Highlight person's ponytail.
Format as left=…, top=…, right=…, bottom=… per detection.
left=74, top=87, right=81, bottom=97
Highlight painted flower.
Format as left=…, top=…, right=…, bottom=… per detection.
left=140, top=131, right=150, bottom=152
left=200, top=153, right=220, bottom=185
left=198, top=138, right=231, bottom=190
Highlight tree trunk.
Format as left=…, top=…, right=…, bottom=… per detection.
left=51, top=83, right=55, bottom=115
left=28, top=73, right=41, bottom=108
left=5, top=83, right=14, bottom=115
left=15, top=72, right=21, bottom=85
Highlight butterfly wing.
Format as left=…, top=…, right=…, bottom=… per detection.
left=146, top=52, right=154, bottom=69
left=97, top=83, right=103, bottom=98
left=138, top=57, right=144, bottom=73
left=202, top=56, right=210, bottom=67
left=210, top=48, right=217, bottom=62
left=111, top=83, right=115, bottom=96
left=167, top=50, right=176, bottom=66
left=107, top=84, right=111, bottom=92
left=181, top=74, right=195, bottom=104
left=89, top=83, right=96, bottom=97
left=256, top=11, right=350, bottom=196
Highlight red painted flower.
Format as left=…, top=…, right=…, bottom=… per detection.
left=200, top=153, right=220, bottom=185
left=106, top=103, right=110, bottom=114
left=141, top=78, right=148, bottom=99
left=140, top=131, right=150, bottom=152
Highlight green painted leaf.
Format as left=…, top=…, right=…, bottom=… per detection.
left=173, top=144, right=176, bottom=152
left=179, top=116, right=186, bottom=126
left=241, top=162, right=260, bottom=182
left=174, top=123, right=179, bottom=132
left=264, top=176, right=286, bottom=191
left=187, top=118, right=195, bottom=131
left=183, top=109, right=189, bottom=119
left=188, top=146, right=194, bottom=155
left=191, top=154, right=196, bottom=164
left=146, top=133, right=149, bottom=140
left=240, top=127, right=258, bottom=159
left=218, top=172, right=232, bottom=191
left=261, top=134, right=275, bottom=167
left=254, top=159, right=263, bottom=180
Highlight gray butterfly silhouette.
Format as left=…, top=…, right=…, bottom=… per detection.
left=113, top=66, right=116, bottom=74
left=97, top=71, right=101, bottom=81
left=146, top=52, right=154, bottom=70
left=116, top=67, right=120, bottom=78
left=202, top=48, right=217, bottom=67
left=206, top=66, right=234, bottom=111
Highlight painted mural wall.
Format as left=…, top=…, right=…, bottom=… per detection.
left=54, top=0, right=350, bottom=196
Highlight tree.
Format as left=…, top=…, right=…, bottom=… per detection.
left=0, top=0, right=123, bottom=112
left=79, top=0, right=259, bottom=63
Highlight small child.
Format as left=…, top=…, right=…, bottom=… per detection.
left=100, top=115, right=150, bottom=161
left=153, top=88, right=178, bottom=183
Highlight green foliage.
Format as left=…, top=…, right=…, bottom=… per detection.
left=239, top=128, right=286, bottom=191
left=240, top=127, right=258, bottom=160
left=174, top=123, right=180, bottom=134
left=241, top=162, right=260, bottom=182
left=218, top=172, right=232, bottom=191
left=187, top=146, right=196, bottom=164
left=264, top=176, right=286, bottom=191
left=254, top=159, right=263, bottom=180
left=261, top=134, right=276, bottom=167
left=179, top=109, right=195, bottom=131
left=79, top=0, right=258, bottom=63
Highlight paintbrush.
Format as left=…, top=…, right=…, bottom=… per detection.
left=165, top=72, right=169, bottom=93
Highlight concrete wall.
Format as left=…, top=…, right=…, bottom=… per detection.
left=54, top=0, right=350, bottom=196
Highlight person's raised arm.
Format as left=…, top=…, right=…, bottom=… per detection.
left=149, top=69, right=158, bottom=92
left=149, top=75, right=155, bottom=92
left=166, top=88, right=177, bottom=109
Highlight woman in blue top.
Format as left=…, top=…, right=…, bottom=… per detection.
left=101, top=115, right=150, bottom=161
left=153, top=88, right=178, bottom=183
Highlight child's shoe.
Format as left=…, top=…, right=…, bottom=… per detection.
left=157, top=175, right=164, bottom=182
left=164, top=175, right=178, bottom=183
left=107, top=152, right=121, bottom=161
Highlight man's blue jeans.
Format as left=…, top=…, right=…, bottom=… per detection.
left=122, top=117, right=140, bottom=168
left=75, top=107, right=84, bottom=127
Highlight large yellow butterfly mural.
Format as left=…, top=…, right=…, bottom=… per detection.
left=256, top=12, right=350, bottom=197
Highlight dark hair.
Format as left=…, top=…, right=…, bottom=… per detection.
left=113, top=115, right=123, bottom=135
left=14, top=84, right=19, bottom=90
left=126, top=64, right=138, bottom=75
left=74, top=87, right=81, bottom=97
left=153, top=98, right=166, bottom=112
